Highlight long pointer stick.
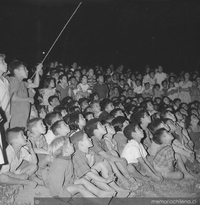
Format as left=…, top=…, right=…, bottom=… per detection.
left=31, top=2, right=82, bottom=79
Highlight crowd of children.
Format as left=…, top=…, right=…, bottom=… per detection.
left=1, top=55, right=200, bottom=201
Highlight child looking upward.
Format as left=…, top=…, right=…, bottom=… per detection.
left=153, top=128, right=195, bottom=180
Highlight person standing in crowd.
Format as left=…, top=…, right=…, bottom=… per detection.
left=155, top=66, right=167, bottom=89
left=9, top=60, right=42, bottom=128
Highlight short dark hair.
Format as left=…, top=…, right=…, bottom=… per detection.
left=9, top=60, right=24, bottom=76
left=153, top=128, right=167, bottom=145
left=48, top=95, right=59, bottom=105
left=123, top=122, right=138, bottom=141
left=44, top=112, right=62, bottom=127
left=6, top=127, right=24, bottom=145
left=84, top=118, right=99, bottom=138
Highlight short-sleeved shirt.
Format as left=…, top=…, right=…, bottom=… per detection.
left=153, top=145, right=175, bottom=168
left=0, top=145, right=32, bottom=174
left=148, top=141, right=161, bottom=156
left=9, top=77, right=30, bottom=128
left=42, top=156, right=73, bottom=197
left=72, top=150, right=91, bottom=179
left=89, top=136, right=105, bottom=162
left=121, top=139, right=147, bottom=164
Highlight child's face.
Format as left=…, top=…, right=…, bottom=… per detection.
left=96, top=122, right=107, bottom=136
left=163, top=130, right=174, bottom=144
left=132, top=126, right=144, bottom=139
left=92, top=102, right=101, bottom=113
left=17, top=131, right=27, bottom=146
left=191, top=114, right=199, bottom=124
left=61, top=76, right=67, bottom=84
left=163, top=98, right=170, bottom=105
left=58, top=122, right=70, bottom=136
left=78, top=114, right=86, bottom=127
left=145, top=83, right=150, bottom=90
left=142, top=113, right=151, bottom=124
left=147, top=102, right=154, bottom=111
left=163, top=82, right=167, bottom=88
left=39, top=108, right=47, bottom=119
left=86, top=114, right=94, bottom=121
left=155, top=86, right=160, bottom=91
left=35, top=120, right=46, bottom=134
left=116, top=110, right=124, bottom=117
left=98, top=76, right=104, bottom=83
left=51, top=98, right=60, bottom=107
left=63, top=138, right=74, bottom=156
left=81, top=101, right=89, bottom=110
left=0, top=57, right=7, bottom=73
left=166, top=120, right=176, bottom=132
left=17, top=65, right=28, bottom=79
left=105, top=123, right=115, bottom=135
left=106, top=103, right=114, bottom=113
left=136, top=80, right=141, bottom=86
left=175, top=111, right=182, bottom=120
left=81, top=133, right=93, bottom=149
left=166, top=112, right=176, bottom=122
left=82, top=76, right=87, bottom=84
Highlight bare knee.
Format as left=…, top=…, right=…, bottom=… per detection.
left=177, top=172, right=184, bottom=179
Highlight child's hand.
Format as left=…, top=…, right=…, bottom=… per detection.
left=86, top=153, right=95, bottom=167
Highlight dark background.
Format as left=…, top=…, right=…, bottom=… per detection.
left=1, top=0, right=200, bottom=73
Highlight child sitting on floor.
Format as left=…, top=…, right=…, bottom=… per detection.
left=71, top=130, right=130, bottom=197
left=152, top=128, right=195, bottom=180
left=0, top=128, right=38, bottom=188
left=121, top=123, right=162, bottom=182
left=42, top=136, right=115, bottom=199
left=84, top=118, right=138, bottom=191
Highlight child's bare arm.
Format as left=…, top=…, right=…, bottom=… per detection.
left=26, top=140, right=37, bottom=164
left=99, top=151, right=127, bottom=164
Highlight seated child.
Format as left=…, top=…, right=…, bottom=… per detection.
left=84, top=119, right=138, bottom=191
left=50, top=120, right=71, bottom=139
left=121, top=123, right=162, bottom=182
left=48, top=95, right=60, bottom=113
left=42, top=136, right=115, bottom=199
left=44, top=112, right=62, bottom=145
left=90, top=101, right=102, bottom=119
left=27, top=118, right=51, bottom=171
left=71, top=130, right=130, bottom=197
left=152, top=128, right=195, bottom=180
left=111, top=116, right=129, bottom=155
left=0, top=128, right=38, bottom=188
left=99, top=99, right=114, bottom=121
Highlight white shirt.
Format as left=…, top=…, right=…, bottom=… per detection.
left=155, top=72, right=167, bottom=86
left=121, top=139, right=147, bottom=164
